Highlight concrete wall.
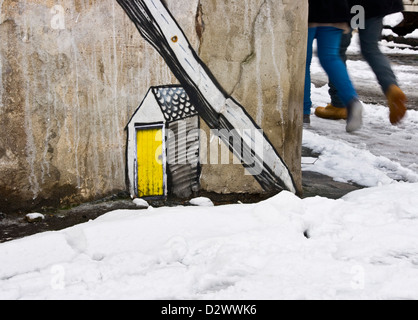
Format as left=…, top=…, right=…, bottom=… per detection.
left=0, top=0, right=308, bottom=213
left=198, top=0, right=307, bottom=194
left=404, top=0, right=418, bottom=12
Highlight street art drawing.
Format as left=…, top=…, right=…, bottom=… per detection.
left=119, top=0, right=297, bottom=197
left=126, top=86, right=200, bottom=199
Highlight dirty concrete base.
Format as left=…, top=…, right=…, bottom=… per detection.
left=0, top=147, right=363, bottom=244
left=0, top=193, right=275, bottom=244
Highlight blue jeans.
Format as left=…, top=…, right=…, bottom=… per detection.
left=330, top=17, right=399, bottom=108
left=304, top=27, right=358, bottom=115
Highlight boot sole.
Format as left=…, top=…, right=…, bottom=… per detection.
left=346, top=104, right=363, bottom=133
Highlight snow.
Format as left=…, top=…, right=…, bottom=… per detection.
left=307, top=31, right=418, bottom=187
left=380, top=40, right=418, bottom=55
left=304, top=84, right=418, bottom=187
left=1, top=184, right=418, bottom=300
left=383, top=12, right=404, bottom=28
left=133, top=198, right=149, bottom=209
left=189, top=197, right=214, bottom=207
left=25, top=213, right=45, bottom=221
left=405, top=29, right=418, bottom=39
left=382, top=28, right=398, bottom=37
left=1, top=17, right=417, bottom=301
left=346, top=32, right=418, bottom=56
left=303, top=128, right=418, bottom=187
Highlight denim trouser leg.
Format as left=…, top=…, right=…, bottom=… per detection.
left=329, top=31, right=353, bottom=108
left=316, top=27, right=358, bottom=107
left=304, top=28, right=316, bottom=115
left=359, top=16, right=398, bottom=94
left=305, top=27, right=358, bottom=115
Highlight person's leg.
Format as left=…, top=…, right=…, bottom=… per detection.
left=316, top=27, right=357, bottom=107
left=316, top=30, right=353, bottom=120
left=330, top=31, right=353, bottom=108
left=359, top=17, right=398, bottom=93
left=359, top=17, right=407, bottom=125
left=316, top=27, right=363, bottom=132
left=304, top=27, right=317, bottom=119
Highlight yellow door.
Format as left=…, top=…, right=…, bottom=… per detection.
left=136, top=126, right=165, bottom=198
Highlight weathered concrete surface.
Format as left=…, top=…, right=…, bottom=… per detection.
left=198, top=0, right=308, bottom=194
left=0, top=0, right=307, bottom=213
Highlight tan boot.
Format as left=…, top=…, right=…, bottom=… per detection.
left=386, top=85, right=407, bottom=125
left=315, top=104, right=348, bottom=120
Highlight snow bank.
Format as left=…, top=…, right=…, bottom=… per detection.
left=405, top=29, right=418, bottom=40
left=1, top=184, right=418, bottom=300
left=303, top=129, right=418, bottom=187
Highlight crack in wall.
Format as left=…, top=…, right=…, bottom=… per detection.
left=195, top=0, right=204, bottom=50
left=230, top=0, right=285, bottom=129
left=0, top=0, right=4, bottom=111
left=0, top=0, right=305, bottom=211
left=229, top=0, right=266, bottom=98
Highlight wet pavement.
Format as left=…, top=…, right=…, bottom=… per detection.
left=0, top=197, right=139, bottom=243
left=0, top=191, right=282, bottom=243
left=310, top=46, right=418, bottom=176
left=0, top=163, right=360, bottom=244
left=302, top=147, right=363, bottom=199
left=312, top=52, right=418, bottom=111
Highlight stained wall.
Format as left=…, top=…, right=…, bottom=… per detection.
left=0, top=0, right=307, bottom=212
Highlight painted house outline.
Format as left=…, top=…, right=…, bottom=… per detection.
left=126, top=85, right=201, bottom=199
left=118, top=0, right=297, bottom=195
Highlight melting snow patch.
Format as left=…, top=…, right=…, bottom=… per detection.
left=405, top=29, right=418, bottom=40
left=25, top=213, right=45, bottom=223
left=189, top=197, right=214, bottom=207
left=133, top=198, right=149, bottom=209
